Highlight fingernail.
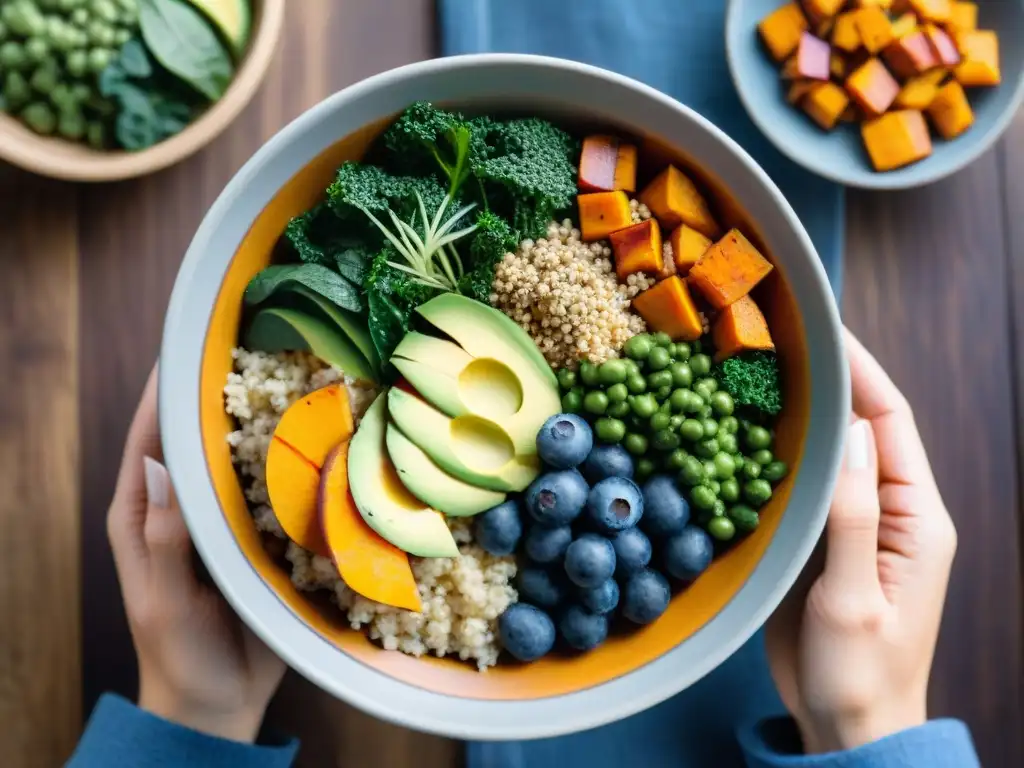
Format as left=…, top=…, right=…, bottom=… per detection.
left=144, top=456, right=170, bottom=509
left=845, top=420, right=871, bottom=471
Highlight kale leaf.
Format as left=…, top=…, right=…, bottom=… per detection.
left=713, top=351, right=783, bottom=417
left=458, top=211, right=517, bottom=303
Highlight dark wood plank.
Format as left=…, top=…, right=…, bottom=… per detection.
left=79, top=1, right=458, bottom=765
left=843, top=146, right=1023, bottom=768
left=0, top=169, right=81, bottom=768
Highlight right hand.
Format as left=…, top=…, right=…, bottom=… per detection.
left=765, top=330, right=958, bottom=754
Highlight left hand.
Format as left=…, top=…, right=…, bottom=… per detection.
left=107, top=366, right=287, bottom=743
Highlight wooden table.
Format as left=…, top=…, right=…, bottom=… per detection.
left=1, top=2, right=1020, bottom=766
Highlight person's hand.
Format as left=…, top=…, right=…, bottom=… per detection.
left=765, top=330, right=958, bottom=754
left=107, top=366, right=286, bottom=743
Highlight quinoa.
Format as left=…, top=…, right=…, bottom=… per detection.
left=489, top=219, right=653, bottom=369
left=224, top=348, right=517, bottom=670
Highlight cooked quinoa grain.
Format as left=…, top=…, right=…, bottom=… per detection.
left=490, top=220, right=652, bottom=368
left=629, top=197, right=653, bottom=224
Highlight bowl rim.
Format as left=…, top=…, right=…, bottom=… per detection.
left=724, top=0, right=1024, bottom=190
left=0, top=0, right=286, bottom=182
left=159, top=52, right=849, bottom=740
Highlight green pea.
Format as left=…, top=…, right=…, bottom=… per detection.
left=49, top=82, right=74, bottom=110
left=669, top=414, right=683, bottom=429
left=695, top=437, right=719, bottom=459
left=700, top=418, right=719, bottom=438
left=710, top=391, right=735, bottom=417
left=742, top=460, right=761, bottom=479
left=694, top=380, right=716, bottom=402
left=626, top=373, right=647, bottom=394
left=583, top=390, right=609, bottom=415
left=752, top=449, right=774, bottom=466
left=21, top=101, right=56, bottom=133
left=698, top=377, right=718, bottom=393
left=653, top=331, right=673, bottom=347
left=607, top=382, right=628, bottom=403
left=720, top=477, right=740, bottom=503
left=9, top=3, right=45, bottom=36
left=3, top=71, right=30, bottom=108
left=607, top=401, right=631, bottom=418
left=624, top=334, right=653, bottom=360
left=65, top=49, right=87, bottom=77
left=70, top=8, right=89, bottom=26
left=654, top=385, right=671, bottom=400
left=87, top=46, right=112, bottom=72
left=709, top=479, right=721, bottom=495
left=691, top=484, right=717, bottom=511
left=712, top=499, right=727, bottom=517
left=579, top=361, right=600, bottom=387
left=647, top=346, right=671, bottom=371
left=669, top=361, right=693, bottom=388
left=674, top=342, right=691, bottom=360
left=690, top=353, right=712, bottom=376
left=652, top=429, right=680, bottom=451
left=713, top=452, right=736, bottom=479
left=113, top=27, right=129, bottom=46
left=561, top=390, right=582, bottom=413
left=623, top=358, right=640, bottom=376
left=94, top=0, right=119, bottom=23
left=720, top=416, right=739, bottom=434
left=682, top=391, right=704, bottom=414
left=679, top=419, right=704, bottom=442
left=718, top=433, right=738, bottom=454
left=678, top=456, right=705, bottom=486
left=631, top=393, right=658, bottom=418
left=598, top=358, right=628, bottom=385
left=728, top=505, right=760, bottom=534
left=698, top=404, right=714, bottom=419
left=703, top=460, right=717, bottom=481
left=746, top=426, right=772, bottom=450
left=24, top=37, right=49, bottom=64
left=646, top=370, right=671, bottom=390
left=635, top=457, right=656, bottom=481
left=732, top=454, right=745, bottom=472
left=744, top=479, right=773, bottom=506
left=0, top=41, right=26, bottom=70
left=595, top=417, right=626, bottom=444
left=648, top=411, right=670, bottom=431
left=708, top=516, right=736, bottom=541
left=86, top=119, right=105, bottom=149
left=557, top=368, right=577, bottom=390
left=762, top=461, right=789, bottom=483
left=667, top=448, right=689, bottom=471
left=57, top=108, right=84, bottom=139
left=624, top=433, right=649, bottom=456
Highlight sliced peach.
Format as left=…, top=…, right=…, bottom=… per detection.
left=319, top=442, right=422, bottom=612
left=271, top=385, right=354, bottom=468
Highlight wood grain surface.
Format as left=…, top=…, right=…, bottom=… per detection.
left=0, top=1, right=1020, bottom=766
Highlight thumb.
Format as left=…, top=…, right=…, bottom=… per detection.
left=823, top=420, right=882, bottom=596
left=143, top=457, right=197, bottom=595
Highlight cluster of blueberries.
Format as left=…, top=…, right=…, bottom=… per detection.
left=475, top=413, right=718, bottom=662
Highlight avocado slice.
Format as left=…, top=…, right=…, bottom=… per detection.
left=186, top=0, right=251, bottom=58
left=386, top=423, right=506, bottom=517
left=245, top=307, right=375, bottom=382
left=348, top=394, right=458, bottom=558
left=289, top=286, right=380, bottom=379
left=387, top=388, right=540, bottom=493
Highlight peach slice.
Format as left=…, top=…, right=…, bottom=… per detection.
left=266, top=385, right=355, bottom=555
left=319, top=442, right=422, bottom=612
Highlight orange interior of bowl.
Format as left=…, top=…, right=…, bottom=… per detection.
left=200, top=122, right=810, bottom=700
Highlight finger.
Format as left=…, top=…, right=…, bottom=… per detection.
left=823, top=419, right=883, bottom=596
left=142, top=457, right=197, bottom=597
left=844, top=329, right=934, bottom=488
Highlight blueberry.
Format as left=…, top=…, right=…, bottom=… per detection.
left=663, top=525, right=714, bottom=581
left=526, top=469, right=589, bottom=527
left=474, top=500, right=524, bottom=556
left=564, top=533, right=616, bottom=589
left=559, top=604, right=610, bottom=651
left=612, top=527, right=652, bottom=578
left=640, top=475, right=690, bottom=539
left=622, top=569, right=671, bottom=625
left=581, top=444, right=634, bottom=484
left=578, top=579, right=620, bottom=614
left=585, top=477, right=643, bottom=533
left=524, top=525, right=573, bottom=564
left=517, top=567, right=568, bottom=609
left=536, top=413, right=594, bottom=469
left=499, top=604, right=556, bottom=662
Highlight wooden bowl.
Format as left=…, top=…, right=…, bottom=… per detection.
left=0, top=0, right=285, bottom=182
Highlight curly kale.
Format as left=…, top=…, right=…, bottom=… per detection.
left=458, top=211, right=517, bottom=302
left=284, top=202, right=357, bottom=266
left=714, top=351, right=783, bottom=417
left=326, top=161, right=449, bottom=227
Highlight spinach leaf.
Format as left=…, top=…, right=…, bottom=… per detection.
left=366, top=289, right=407, bottom=379
left=139, top=0, right=234, bottom=101
left=244, top=263, right=364, bottom=313
left=335, top=249, right=370, bottom=285
left=119, top=39, right=153, bottom=78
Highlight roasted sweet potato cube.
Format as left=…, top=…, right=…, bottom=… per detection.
left=759, top=2, right=810, bottom=61
left=611, top=219, right=663, bottom=279
left=815, top=17, right=836, bottom=38
left=713, top=296, right=775, bottom=362
left=830, top=52, right=848, bottom=79
left=884, top=31, right=940, bottom=78
left=890, top=12, right=918, bottom=39
left=800, top=0, right=844, bottom=25
left=946, top=2, right=977, bottom=34
left=668, top=224, right=712, bottom=275
left=689, top=230, right=774, bottom=310
left=927, top=80, right=974, bottom=138
left=803, top=82, right=851, bottom=130
left=632, top=276, right=703, bottom=341
left=578, top=191, right=632, bottom=242
left=954, top=30, right=1000, bottom=86
left=845, top=58, right=900, bottom=116
left=783, top=32, right=831, bottom=80
left=925, top=24, right=961, bottom=66
left=639, top=165, right=721, bottom=239
left=909, top=0, right=952, bottom=22
left=855, top=6, right=895, bottom=54
left=895, top=70, right=946, bottom=109
left=787, top=79, right=818, bottom=104
left=861, top=110, right=933, bottom=171
left=854, top=0, right=894, bottom=8
left=578, top=135, right=638, bottom=193
left=831, top=12, right=862, bottom=53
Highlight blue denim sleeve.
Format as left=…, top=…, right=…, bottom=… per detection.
left=65, top=694, right=298, bottom=768
left=738, top=717, right=980, bottom=768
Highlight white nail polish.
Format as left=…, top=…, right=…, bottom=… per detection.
left=845, top=421, right=870, bottom=471
left=144, top=456, right=170, bottom=509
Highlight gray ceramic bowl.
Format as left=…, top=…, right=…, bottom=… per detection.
left=726, top=0, right=1024, bottom=189
left=159, top=54, right=848, bottom=739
